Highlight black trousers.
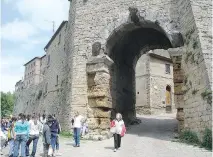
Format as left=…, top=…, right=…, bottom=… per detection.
left=113, top=134, right=121, bottom=149
left=43, top=143, right=50, bottom=157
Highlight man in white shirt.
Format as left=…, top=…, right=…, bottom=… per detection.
left=26, top=115, right=42, bottom=157
left=73, top=112, right=84, bottom=147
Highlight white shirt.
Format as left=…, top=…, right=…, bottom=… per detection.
left=73, top=115, right=84, bottom=128
left=115, top=120, right=124, bottom=134
left=29, top=120, right=42, bottom=135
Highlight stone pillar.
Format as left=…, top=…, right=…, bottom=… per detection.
left=86, top=52, right=114, bottom=140
left=169, top=48, right=185, bottom=132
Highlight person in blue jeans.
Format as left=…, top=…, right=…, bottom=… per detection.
left=73, top=112, right=84, bottom=147
left=26, top=115, right=42, bottom=157
left=8, top=117, right=17, bottom=157
left=13, top=113, right=29, bottom=157
left=49, top=115, right=60, bottom=156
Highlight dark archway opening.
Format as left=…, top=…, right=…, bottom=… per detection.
left=107, top=27, right=173, bottom=122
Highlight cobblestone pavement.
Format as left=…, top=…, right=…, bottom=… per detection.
left=2, top=114, right=212, bottom=157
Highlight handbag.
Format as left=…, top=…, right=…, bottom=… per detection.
left=120, top=124, right=126, bottom=137
left=48, top=146, right=53, bottom=156
left=110, top=120, right=116, bottom=134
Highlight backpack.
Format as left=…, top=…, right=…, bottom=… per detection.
left=7, top=127, right=12, bottom=140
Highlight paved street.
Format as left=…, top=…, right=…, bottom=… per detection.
left=2, top=114, right=212, bottom=157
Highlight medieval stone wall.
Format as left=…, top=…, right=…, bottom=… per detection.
left=14, top=22, right=70, bottom=130
left=14, top=0, right=212, bottom=138
left=177, top=0, right=212, bottom=139
left=67, top=0, right=181, bottom=120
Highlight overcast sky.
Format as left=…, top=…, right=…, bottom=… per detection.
left=1, top=0, right=70, bottom=92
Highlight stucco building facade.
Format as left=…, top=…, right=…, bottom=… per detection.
left=14, top=0, right=212, bottom=140
left=136, top=50, right=174, bottom=115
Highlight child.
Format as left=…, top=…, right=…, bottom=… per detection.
left=81, top=120, right=88, bottom=136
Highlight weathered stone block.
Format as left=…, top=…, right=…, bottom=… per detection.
left=86, top=63, right=109, bottom=74
left=87, top=118, right=99, bottom=130
left=94, top=72, right=110, bottom=85
left=88, top=97, right=112, bottom=108
left=99, top=118, right=110, bottom=129
left=174, top=83, right=184, bottom=94
left=174, top=95, right=184, bottom=109
left=87, top=108, right=111, bottom=118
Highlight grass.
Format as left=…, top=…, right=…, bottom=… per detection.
left=179, top=130, right=200, bottom=145
left=60, top=131, right=73, bottom=138
left=178, top=129, right=212, bottom=151
left=201, top=128, right=212, bottom=150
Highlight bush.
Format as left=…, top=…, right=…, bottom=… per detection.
left=179, top=130, right=200, bottom=145
left=202, top=128, right=212, bottom=150
left=60, top=131, right=73, bottom=138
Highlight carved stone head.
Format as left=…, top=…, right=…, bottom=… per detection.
left=92, top=42, right=101, bottom=56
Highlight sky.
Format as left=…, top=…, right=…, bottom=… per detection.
left=1, top=0, right=70, bottom=93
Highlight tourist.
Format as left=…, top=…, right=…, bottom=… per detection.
left=0, top=128, right=7, bottom=155
left=40, top=114, right=46, bottom=125
left=49, top=115, right=60, bottom=156
left=27, top=115, right=31, bottom=121
left=110, top=113, right=126, bottom=152
left=26, top=115, right=42, bottom=157
left=42, top=115, right=52, bottom=157
left=73, top=111, right=84, bottom=147
left=13, top=113, right=30, bottom=157
left=7, top=117, right=17, bottom=157
left=53, top=114, right=62, bottom=156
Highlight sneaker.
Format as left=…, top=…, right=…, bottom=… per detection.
left=55, top=151, right=62, bottom=156
left=114, top=149, right=117, bottom=152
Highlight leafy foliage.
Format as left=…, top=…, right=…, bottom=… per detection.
left=202, top=128, right=212, bottom=150
left=179, top=130, right=200, bottom=145
left=60, top=131, right=73, bottom=138
left=1, top=92, right=15, bottom=117
left=201, top=89, right=212, bottom=105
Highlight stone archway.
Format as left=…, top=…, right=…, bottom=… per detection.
left=85, top=20, right=184, bottom=139
left=105, top=22, right=183, bottom=122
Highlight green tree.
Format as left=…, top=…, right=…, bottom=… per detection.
left=1, top=92, right=15, bottom=117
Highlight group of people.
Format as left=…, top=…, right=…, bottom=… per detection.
left=1, top=113, right=61, bottom=157
left=0, top=111, right=125, bottom=156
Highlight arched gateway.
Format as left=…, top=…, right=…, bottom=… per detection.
left=85, top=16, right=184, bottom=138
left=14, top=0, right=212, bottom=141
left=66, top=1, right=212, bottom=140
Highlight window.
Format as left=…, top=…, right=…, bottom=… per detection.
left=58, top=33, right=61, bottom=44
left=165, top=64, right=170, bottom=74
left=47, top=55, right=50, bottom=65
left=45, top=83, right=48, bottom=93
left=56, top=75, right=59, bottom=86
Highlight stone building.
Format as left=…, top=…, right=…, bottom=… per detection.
left=136, top=50, right=174, bottom=115
left=14, top=0, right=212, bottom=140
left=23, top=56, right=46, bottom=88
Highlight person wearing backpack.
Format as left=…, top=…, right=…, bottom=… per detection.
left=49, top=115, right=60, bottom=156
left=110, top=113, right=126, bottom=152
left=8, top=117, right=17, bottom=157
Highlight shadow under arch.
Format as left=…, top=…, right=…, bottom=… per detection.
left=105, top=21, right=183, bottom=122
